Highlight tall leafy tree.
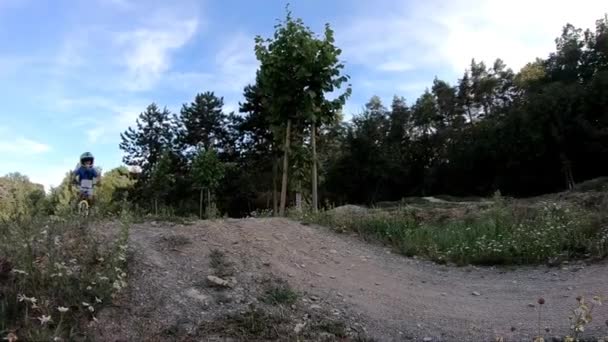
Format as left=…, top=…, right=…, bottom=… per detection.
left=191, top=149, right=225, bottom=218
left=254, top=7, right=349, bottom=215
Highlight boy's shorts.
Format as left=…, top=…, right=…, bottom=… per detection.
left=79, top=179, right=94, bottom=198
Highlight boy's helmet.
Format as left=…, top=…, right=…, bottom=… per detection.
left=80, top=152, right=94, bottom=165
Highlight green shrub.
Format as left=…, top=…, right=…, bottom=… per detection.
left=310, top=201, right=606, bottom=266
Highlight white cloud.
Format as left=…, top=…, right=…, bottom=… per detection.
left=168, top=33, right=258, bottom=94
left=339, top=0, right=606, bottom=73
left=0, top=138, right=51, bottom=154
left=377, top=61, right=414, bottom=72
left=116, top=18, right=199, bottom=91
left=87, top=105, right=141, bottom=143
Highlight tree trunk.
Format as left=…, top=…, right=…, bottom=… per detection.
left=272, top=158, right=278, bottom=216
left=207, top=188, right=212, bottom=217
left=296, top=181, right=302, bottom=213
left=560, top=153, right=575, bottom=191
left=154, top=198, right=158, bottom=216
left=199, top=187, right=204, bottom=219
left=311, top=120, right=318, bottom=213
left=279, top=119, right=291, bottom=216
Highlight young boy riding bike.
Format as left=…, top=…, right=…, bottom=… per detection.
left=73, top=152, right=101, bottom=207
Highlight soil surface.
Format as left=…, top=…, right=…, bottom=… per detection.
left=93, top=218, right=608, bottom=341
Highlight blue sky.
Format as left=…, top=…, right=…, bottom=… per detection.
left=0, top=0, right=604, bottom=189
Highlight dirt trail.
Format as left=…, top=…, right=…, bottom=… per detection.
left=96, top=218, right=608, bottom=341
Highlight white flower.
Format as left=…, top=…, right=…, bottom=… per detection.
left=37, top=315, right=52, bottom=325
left=95, top=297, right=102, bottom=304
left=17, top=294, right=27, bottom=302
left=82, top=302, right=90, bottom=307
left=88, top=306, right=95, bottom=312
left=86, top=286, right=92, bottom=291
left=58, top=306, right=69, bottom=313
left=11, top=269, right=28, bottom=275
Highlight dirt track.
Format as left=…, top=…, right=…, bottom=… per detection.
left=95, top=218, right=608, bottom=341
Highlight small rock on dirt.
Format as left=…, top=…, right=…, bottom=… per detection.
left=423, top=338, right=433, bottom=342
left=310, top=304, right=322, bottom=310
left=472, top=291, right=481, bottom=296
left=294, top=322, right=306, bottom=334
left=207, top=275, right=231, bottom=287
left=528, top=303, right=535, bottom=308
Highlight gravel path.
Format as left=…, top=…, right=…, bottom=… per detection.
left=95, top=218, right=608, bottom=341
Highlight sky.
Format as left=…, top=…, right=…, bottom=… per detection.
left=0, top=0, right=605, bottom=190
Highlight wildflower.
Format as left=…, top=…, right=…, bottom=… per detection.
left=82, top=302, right=90, bottom=307
left=95, top=297, right=102, bottom=304
left=11, top=269, right=28, bottom=276
left=17, top=294, right=27, bottom=302
left=88, top=306, right=94, bottom=312
left=3, top=332, right=18, bottom=342
left=86, top=286, right=92, bottom=291
left=57, top=306, right=69, bottom=313
left=37, top=315, right=52, bottom=325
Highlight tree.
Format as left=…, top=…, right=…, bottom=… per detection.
left=174, top=92, right=229, bottom=156
left=147, top=150, right=176, bottom=215
left=191, top=149, right=225, bottom=218
left=239, top=81, right=281, bottom=214
left=120, top=103, right=173, bottom=177
left=254, top=7, right=350, bottom=215
left=304, top=23, right=351, bottom=213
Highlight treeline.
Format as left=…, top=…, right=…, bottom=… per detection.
left=0, top=167, right=135, bottom=220
left=117, top=12, right=608, bottom=217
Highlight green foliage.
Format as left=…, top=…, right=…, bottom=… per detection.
left=191, top=149, right=225, bottom=191
left=96, top=166, right=135, bottom=214
left=310, top=202, right=607, bottom=266
left=0, top=173, right=47, bottom=221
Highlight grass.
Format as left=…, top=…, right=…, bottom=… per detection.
left=0, top=212, right=130, bottom=341
left=200, top=305, right=289, bottom=340
left=200, top=304, right=374, bottom=341
left=308, top=195, right=608, bottom=266
left=259, top=278, right=298, bottom=305
left=208, top=249, right=235, bottom=278
left=157, top=234, right=191, bottom=250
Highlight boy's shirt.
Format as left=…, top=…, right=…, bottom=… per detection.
left=74, top=166, right=98, bottom=189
